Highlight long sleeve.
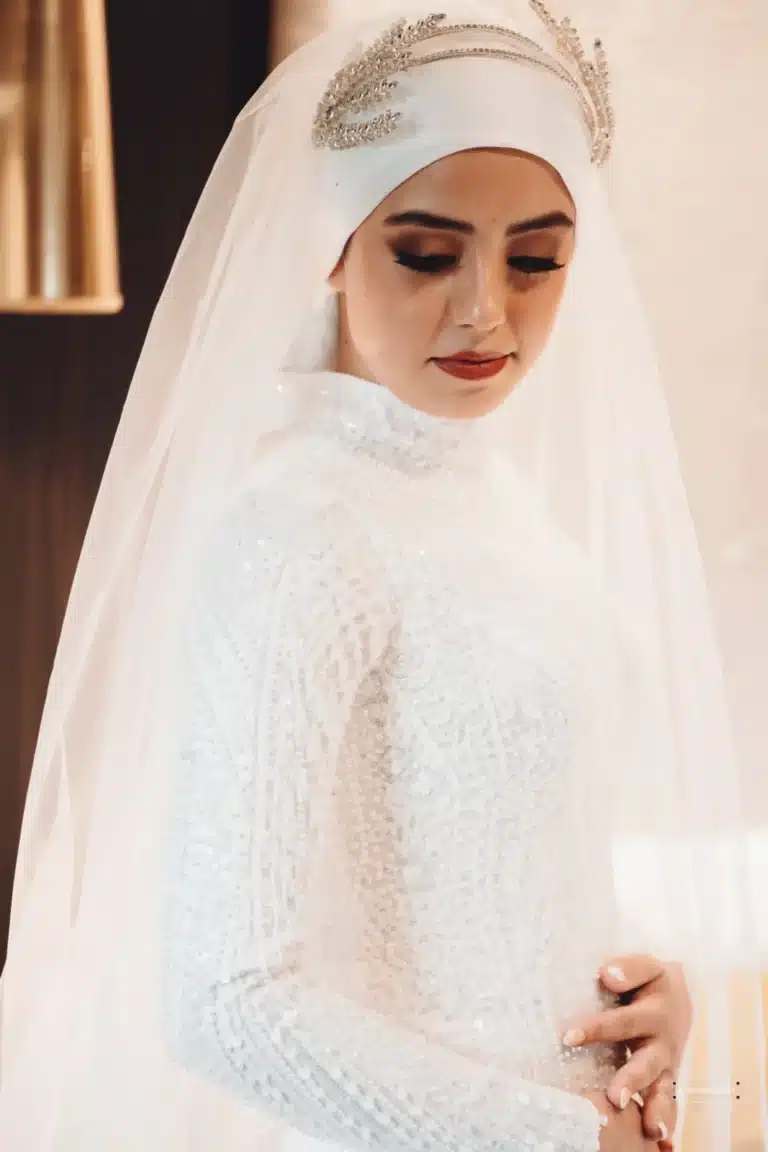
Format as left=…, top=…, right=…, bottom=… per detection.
left=163, top=491, right=604, bottom=1152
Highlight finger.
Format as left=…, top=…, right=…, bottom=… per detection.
left=643, top=1091, right=677, bottom=1143
left=641, top=1071, right=678, bottom=1142
left=562, top=999, right=666, bottom=1047
left=606, top=1042, right=669, bottom=1109
left=597, top=954, right=665, bottom=994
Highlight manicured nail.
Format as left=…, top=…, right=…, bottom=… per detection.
left=657, top=1121, right=668, bottom=1140
left=562, top=1028, right=586, bottom=1047
left=630, top=1093, right=644, bottom=1107
left=606, top=965, right=627, bottom=984
left=619, top=1088, right=630, bottom=1110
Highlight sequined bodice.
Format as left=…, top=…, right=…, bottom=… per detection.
left=164, top=372, right=622, bottom=1152
left=298, top=370, right=491, bottom=474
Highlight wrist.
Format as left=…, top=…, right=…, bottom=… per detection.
left=576, top=1090, right=610, bottom=1144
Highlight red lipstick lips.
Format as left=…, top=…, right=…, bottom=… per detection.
left=431, top=351, right=511, bottom=382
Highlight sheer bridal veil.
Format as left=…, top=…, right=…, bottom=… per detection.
left=1, top=2, right=765, bottom=1149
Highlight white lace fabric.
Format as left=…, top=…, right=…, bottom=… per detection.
left=163, top=372, right=629, bottom=1152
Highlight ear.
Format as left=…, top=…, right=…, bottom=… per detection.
left=327, top=253, right=345, bottom=294
left=327, top=235, right=352, bottom=294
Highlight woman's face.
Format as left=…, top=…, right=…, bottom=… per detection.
left=329, top=148, right=576, bottom=420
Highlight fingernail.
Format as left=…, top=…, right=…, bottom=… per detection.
left=562, top=1028, right=586, bottom=1047
left=658, top=1120, right=669, bottom=1140
left=630, top=1093, right=644, bottom=1107
left=619, top=1087, right=630, bottom=1110
left=605, top=965, right=627, bottom=984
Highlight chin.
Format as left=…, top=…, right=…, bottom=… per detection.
left=419, top=360, right=520, bottom=419
left=449, top=380, right=516, bottom=419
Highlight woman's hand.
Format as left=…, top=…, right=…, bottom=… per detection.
left=580, top=1090, right=664, bottom=1152
left=560, top=955, right=693, bottom=1148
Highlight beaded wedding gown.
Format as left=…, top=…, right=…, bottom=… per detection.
left=163, top=370, right=632, bottom=1152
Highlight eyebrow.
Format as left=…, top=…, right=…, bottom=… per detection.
left=383, top=209, right=575, bottom=236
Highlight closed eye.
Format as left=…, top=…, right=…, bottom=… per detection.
left=394, top=250, right=565, bottom=276
left=509, top=256, right=565, bottom=273
left=394, top=250, right=456, bottom=274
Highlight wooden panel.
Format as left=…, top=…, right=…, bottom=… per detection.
left=0, top=0, right=270, bottom=962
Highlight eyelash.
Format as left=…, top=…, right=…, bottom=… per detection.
left=394, top=251, right=565, bottom=276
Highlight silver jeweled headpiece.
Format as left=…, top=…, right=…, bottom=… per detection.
left=312, top=2, right=614, bottom=166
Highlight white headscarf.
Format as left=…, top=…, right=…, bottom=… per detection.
left=1, top=3, right=764, bottom=1149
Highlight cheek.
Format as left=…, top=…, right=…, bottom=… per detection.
left=517, top=278, right=568, bottom=358
left=348, top=258, right=442, bottom=360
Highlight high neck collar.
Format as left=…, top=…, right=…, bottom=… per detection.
left=286, top=370, right=494, bottom=475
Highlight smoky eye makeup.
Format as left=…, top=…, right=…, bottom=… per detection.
left=387, top=232, right=461, bottom=275
left=509, top=255, right=565, bottom=272
left=386, top=229, right=570, bottom=277
left=507, top=234, right=569, bottom=274
left=391, top=247, right=566, bottom=277
left=393, top=249, right=457, bottom=274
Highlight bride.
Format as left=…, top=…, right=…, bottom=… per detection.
left=1, top=3, right=760, bottom=1150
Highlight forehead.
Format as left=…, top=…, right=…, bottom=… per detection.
left=372, top=148, right=575, bottom=221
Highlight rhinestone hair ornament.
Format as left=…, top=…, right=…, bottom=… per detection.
left=312, top=2, right=614, bottom=166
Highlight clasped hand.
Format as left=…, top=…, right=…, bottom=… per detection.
left=558, top=954, right=693, bottom=1151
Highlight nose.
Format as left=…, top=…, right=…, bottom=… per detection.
left=450, top=251, right=507, bottom=333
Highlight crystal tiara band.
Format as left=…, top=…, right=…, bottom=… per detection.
left=312, top=3, right=614, bottom=166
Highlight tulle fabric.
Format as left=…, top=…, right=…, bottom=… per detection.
left=0, top=3, right=765, bottom=1148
